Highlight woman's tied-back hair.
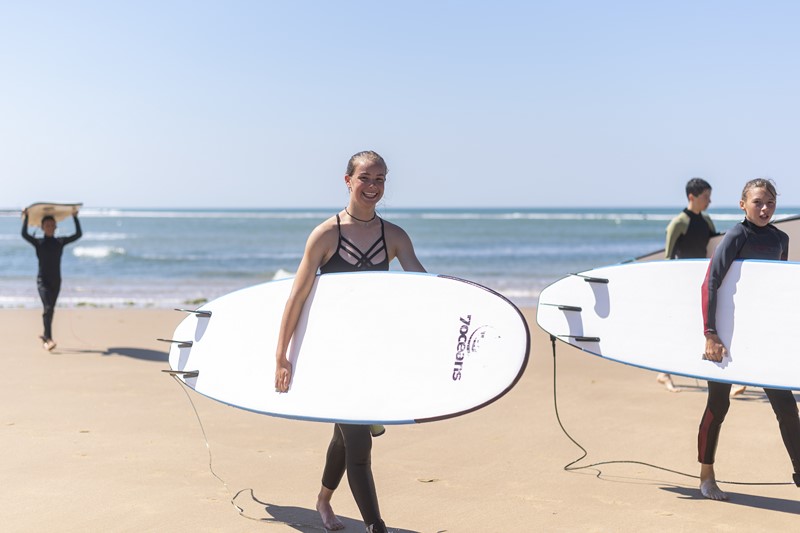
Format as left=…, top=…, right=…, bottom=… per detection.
left=686, top=177, right=711, bottom=198
left=346, top=151, right=388, bottom=177
left=741, top=178, right=778, bottom=201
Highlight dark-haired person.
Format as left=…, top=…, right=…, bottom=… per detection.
left=21, top=207, right=82, bottom=351
left=698, top=178, right=800, bottom=500
left=657, top=178, right=716, bottom=392
left=274, top=151, right=425, bottom=533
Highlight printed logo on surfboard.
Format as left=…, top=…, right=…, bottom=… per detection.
left=452, top=314, right=502, bottom=381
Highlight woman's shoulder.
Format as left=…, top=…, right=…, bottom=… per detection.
left=718, top=221, right=748, bottom=247
left=381, top=218, right=411, bottom=239
left=306, top=214, right=340, bottom=244
left=310, top=213, right=339, bottom=232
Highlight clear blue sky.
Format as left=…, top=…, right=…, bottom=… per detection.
left=2, top=1, right=799, bottom=209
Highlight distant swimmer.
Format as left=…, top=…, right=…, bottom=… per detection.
left=21, top=206, right=82, bottom=351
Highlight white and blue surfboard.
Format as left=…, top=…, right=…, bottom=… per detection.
left=165, top=272, right=530, bottom=424
left=537, top=259, right=800, bottom=390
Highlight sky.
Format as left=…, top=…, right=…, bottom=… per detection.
left=2, top=0, right=799, bottom=209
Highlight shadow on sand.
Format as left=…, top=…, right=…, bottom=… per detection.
left=230, top=489, right=423, bottom=533
left=660, top=486, right=800, bottom=515
left=56, top=346, right=168, bottom=362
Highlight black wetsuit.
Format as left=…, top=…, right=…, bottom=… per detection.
left=665, top=208, right=716, bottom=259
left=22, top=215, right=82, bottom=340
left=318, top=214, right=389, bottom=527
left=698, top=220, right=800, bottom=479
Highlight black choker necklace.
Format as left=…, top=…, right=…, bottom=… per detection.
left=345, top=207, right=376, bottom=224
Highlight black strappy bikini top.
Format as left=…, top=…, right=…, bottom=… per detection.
left=320, top=214, right=390, bottom=274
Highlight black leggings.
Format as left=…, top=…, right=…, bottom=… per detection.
left=321, top=424, right=380, bottom=525
left=698, top=380, right=800, bottom=474
left=37, top=277, right=61, bottom=340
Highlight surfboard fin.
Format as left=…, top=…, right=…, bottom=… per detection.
left=572, top=273, right=609, bottom=284
left=161, top=369, right=199, bottom=378
left=564, top=335, right=601, bottom=342
left=156, top=338, right=194, bottom=348
left=174, top=308, right=212, bottom=318
left=539, top=303, right=583, bottom=312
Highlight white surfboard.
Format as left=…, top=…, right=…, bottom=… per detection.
left=165, top=272, right=530, bottom=424
left=24, top=202, right=82, bottom=228
left=536, top=260, right=800, bottom=390
left=634, top=214, right=800, bottom=262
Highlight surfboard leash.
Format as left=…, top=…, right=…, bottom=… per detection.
left=548, top=335, right=793, bottom=487
left=168, top=375, right=328, bottom=530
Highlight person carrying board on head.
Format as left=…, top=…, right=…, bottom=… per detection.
left=699, top=178, right=800, bottom=500
left=657, top=178, right=717, bottom=392
left=274, top=151, right=426, bottom=533
left=21, top=206, right=83, bottom=351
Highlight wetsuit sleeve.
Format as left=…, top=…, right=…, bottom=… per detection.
left=701, top=225, right=746, bottom=335
left=702, top=213, right=717, bottom=235
left=21, top=215, right=37, bottom=246
left=664, top=213, right=688, bottom=259
left=61, top=215, right=83, bottom=245
left=780, top=229, right=789, bottom=261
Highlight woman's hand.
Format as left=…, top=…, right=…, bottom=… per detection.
left=275, top=359, right=292, bottom=393
left=704, top=333, right=727, bottom=362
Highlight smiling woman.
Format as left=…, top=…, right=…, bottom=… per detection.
left=273, top=151, right=426, bottom=533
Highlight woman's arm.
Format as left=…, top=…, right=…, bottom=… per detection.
left=387, top=224, right=426, bottom=273
left=701, top=225, right=746, bottom=360
left=274, top=223, right=334, bottom=392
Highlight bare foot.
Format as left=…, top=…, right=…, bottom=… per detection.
left=42, top=339, right=57, bottom=351
left=730, top=385, right=747, bottom=397
left=657, top=373, right=681, bottom=392
left=700, top=464, right=728, bottom=501
left=700, top=479, right=728, bottom=500
left=316, top=488, right=344, bottom=531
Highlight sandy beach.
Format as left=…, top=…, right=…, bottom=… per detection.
left=2, top=307, right=799, bottom=532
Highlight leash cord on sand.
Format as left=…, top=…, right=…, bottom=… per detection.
left=170, top=375, right=327, bottom=530
left=549, top=335, right=792, bottom=487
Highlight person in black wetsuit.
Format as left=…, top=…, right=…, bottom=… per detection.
left=21, top=207, right=83, bottom=351
left=658, top=178, right=717, bottom=392
left=699, top=178, right=800, bottom=500
left=274, top=151, right=425, bottom=533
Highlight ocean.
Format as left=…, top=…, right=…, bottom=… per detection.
left=2, top=207, right=795, bottom=309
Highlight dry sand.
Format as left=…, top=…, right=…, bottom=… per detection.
left=2, top=307, right=799, bottom=532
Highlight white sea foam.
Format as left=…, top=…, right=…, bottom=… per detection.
left=272, top=269, right=296, bottom=280
left=73, top=246, right=126, bottom=259
left=83, top=232, right=129, bottom=241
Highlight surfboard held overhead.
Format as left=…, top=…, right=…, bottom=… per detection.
left=24, top=202, right=83, bottom=228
